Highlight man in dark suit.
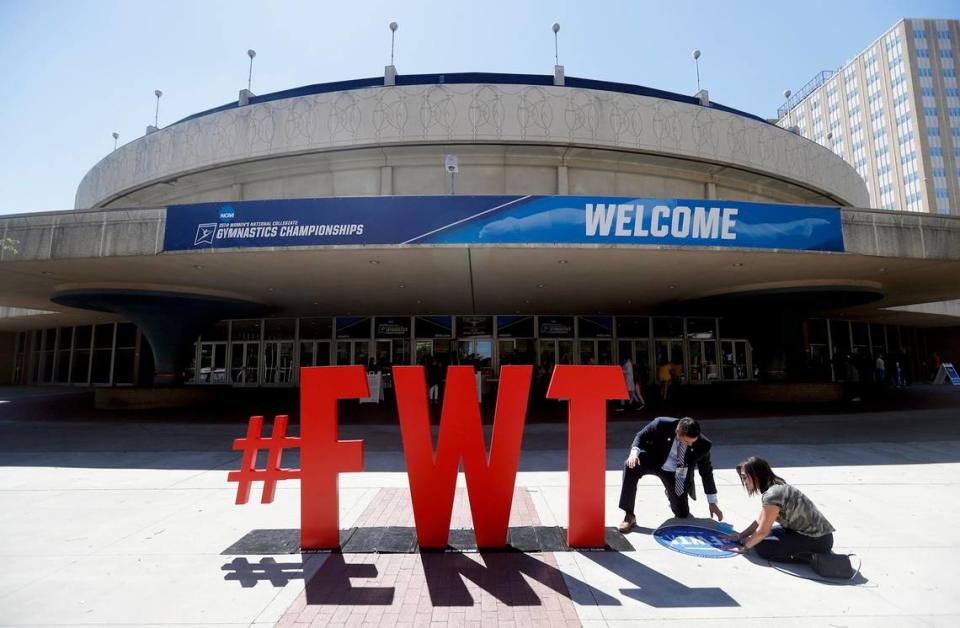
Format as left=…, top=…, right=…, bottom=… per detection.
left=618, top=416, right=723, bottom=532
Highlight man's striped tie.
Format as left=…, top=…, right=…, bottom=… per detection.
left=674, top=442, right=688, bottom=495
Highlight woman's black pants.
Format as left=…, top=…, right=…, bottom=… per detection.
left=754, top=526, right=834, bottom=563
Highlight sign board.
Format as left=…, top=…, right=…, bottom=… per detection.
left=359, top=372, right=382, bottom=403
left=653, top=524, right=738, bottom=558
left=164, top=196, right=845, bottom=252
left=934, top=362, right=960, bottom=386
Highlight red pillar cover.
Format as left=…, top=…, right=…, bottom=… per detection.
left=547, top=365, right=628, bottom=547
left=393, top=365, right=532, bottom=548
left=299, top=366, right=368, bottom=549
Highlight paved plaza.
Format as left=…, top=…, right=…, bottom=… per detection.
left=1, top=386, right=959, bottom=627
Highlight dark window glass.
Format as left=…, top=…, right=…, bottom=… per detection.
left=336, top=317, right=371, bottom=339
left=720, top=318, right=751, bottom=338
left=538, top=316, right=574, bottom=338
left=113, top=349, right=136, bottom=385
left=497, top=316, right=535, bottom=338
left=72, top=350, right=91, bottom=383
left=43, top=328, right=57, bottom=349
left=55, top=351, right=71, bottom=383
left=685, top=318, right=716, bottom=339
left=232, top=319, right=263, bottom=341
left=116, top=322, right=137, bottom=347
left=92, top=350, right=112, bottom=384
left=851, top=322, right=869, bottom=345
left=375, top=317, right=411, bottom=338
left=653, top=317, right=683, bottom=338
left=58, top=327, right=73, bottom=349
left=830, top=320, right=851, bottom=353
left=94, top=324, right=115, bottom=349
left=300, top=317, right=332, bottom=339
left=615, top=316, right=649, bottom=338
left=807, top=319, right=828, bottom=345
left=414, top=316, right=453, bottom=339
left=203, top=321, right=229, bottom=342
left=75, top=325, right=93, bottom=349
left=264, top=318, right=296, bottom=340
left=456, top=316, right=493, bottom=337
left=578, top=316, right=613, bottom=338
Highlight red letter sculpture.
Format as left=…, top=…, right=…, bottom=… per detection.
left=299, top=365, right=369, bottom=549
left=393, top=365, right=531, bottom=548
left=547, top=365, right=628, bottom=547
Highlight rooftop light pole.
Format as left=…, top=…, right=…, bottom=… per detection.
left=153, top=89, right=163, bottom=128
left=112, top=132, right=119, bottom=151
left=552, top=22, right=560, bottom=65
left=247, top=49, right=256, bottom=91
left=389, top=22, right=398, bottom=65
left=692, top=49, right=701, bottom=92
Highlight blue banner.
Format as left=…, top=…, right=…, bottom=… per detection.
left=163, top=196, right=844, bottom=252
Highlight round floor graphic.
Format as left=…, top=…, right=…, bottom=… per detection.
left=653, top=524, right=738, bottom=558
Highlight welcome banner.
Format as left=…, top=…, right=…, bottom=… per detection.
left=164, top=195, right=844, bottom=252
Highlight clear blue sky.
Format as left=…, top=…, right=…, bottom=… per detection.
left=1, top=0, right=958, bottom=214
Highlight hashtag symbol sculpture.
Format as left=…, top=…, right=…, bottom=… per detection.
left=228, top=415, right=302, bottom=504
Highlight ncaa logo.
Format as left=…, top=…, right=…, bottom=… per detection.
left=653, top=525, right=737, bottom=558
left=219, top=206, right=235, bottom=222
left=194, top=223, right=217, bottom=246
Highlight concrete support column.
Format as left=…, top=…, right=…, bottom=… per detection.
left=231, top=183, right=243, bottom=201
left=706, top=180, right=718, bottom=200
left=51, top=290, right=267, bottom=386
left=380, top=166, right=393, bottom=195
left=557, top=165, right=569, bottom=195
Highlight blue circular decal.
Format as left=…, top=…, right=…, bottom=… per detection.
left=654, top=525, right=737, bottom=558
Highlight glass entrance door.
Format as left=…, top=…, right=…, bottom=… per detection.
left=336, top=340, right=370, bottom=367
left=618, top=339, right=651, bottom=383
left=688, top=340, right=719, bottom=383
left=578, top=340, right=613, bottom=365
left=538, top=339, right=573, bottom=368
left=299, top=341, right=331, bottom=367
left=263, top=341, right=294, bottom=385
left=721, top=340, right=750, bottom=380
left=375, top=339, right=411, bottom=368
left=198, top=342, right=227, bottom=384
left=230, top=341, right=260, bottom=386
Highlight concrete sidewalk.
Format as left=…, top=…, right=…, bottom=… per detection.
left=1, top=388, right=959, bottom=626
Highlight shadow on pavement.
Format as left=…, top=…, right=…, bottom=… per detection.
left=579, top=551, right=740, bottom=608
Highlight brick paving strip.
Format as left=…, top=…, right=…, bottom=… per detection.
left=276, top=487, right=583, bottom=627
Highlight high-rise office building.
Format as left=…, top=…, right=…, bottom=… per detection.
left=777, top=18, right=960, bottom=214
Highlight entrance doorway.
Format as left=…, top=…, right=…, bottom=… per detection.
left=197, top=341, right=227, bottom=384
left=721, top=339, right=751, bottom=380
left=263, top=341, right=294, bottom=385
left=688, top=340, right=719, bottom=383
left=230, top=341, right=260, bottom=385
left=336, top=340, right=370, bottom=367
left=538, top=339, right=573, bottom=368
left=578, top=339, right=613, bottom=365
left=618, top=339, right=651, bottom=383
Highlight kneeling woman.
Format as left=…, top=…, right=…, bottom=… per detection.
left=729, top=456, right=835, bottom=562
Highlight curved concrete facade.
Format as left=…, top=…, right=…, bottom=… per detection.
left=76, top=79, right=869, bottom=210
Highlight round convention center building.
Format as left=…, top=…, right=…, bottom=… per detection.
left=1, top=71, right=959, bottom=401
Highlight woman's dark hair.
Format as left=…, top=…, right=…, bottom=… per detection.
left=736, top=456, right=785, bottom=496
